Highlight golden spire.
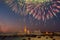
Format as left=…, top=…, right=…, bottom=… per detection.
left=24, top=26, right=27, bottom=33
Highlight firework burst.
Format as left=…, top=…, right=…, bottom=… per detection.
left=26, top=0, right=60, bottom=21
left=5, top=0, right=26, bottom=15
left=5, top=0, right=60, bottom=21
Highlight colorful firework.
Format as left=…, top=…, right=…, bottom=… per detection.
left=26, top=0, right=60, bottom=21
left=5, top=0, right=60, bottom=21
left=5, top=0, right=26, bottom=15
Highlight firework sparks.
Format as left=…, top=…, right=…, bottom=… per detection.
left=5, top=0, right=60, bottom=21
left=26, top=0, right=60, bottom=21
left=5, top=0, right=26, bottom=15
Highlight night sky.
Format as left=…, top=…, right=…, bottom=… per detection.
left=0, top=0, right=60, bottom=33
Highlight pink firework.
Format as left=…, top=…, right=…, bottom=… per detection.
left=5, top=0, right=60, bottom=21
left=26, top=0, right=60, bottom=21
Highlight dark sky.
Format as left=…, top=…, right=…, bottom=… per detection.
left=0, top=0, right=60, bottom=33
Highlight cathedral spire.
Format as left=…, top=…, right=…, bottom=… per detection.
left=24, top=25, right=27, bottom=33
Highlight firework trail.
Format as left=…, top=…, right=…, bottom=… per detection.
left=5, top=0, right=60, bottom=21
